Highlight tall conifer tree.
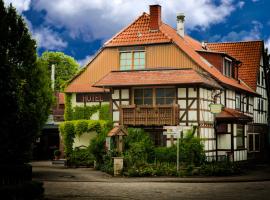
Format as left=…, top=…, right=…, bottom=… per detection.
left=0, top=1, right=53, bottom=164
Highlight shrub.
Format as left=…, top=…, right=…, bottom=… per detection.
left=201, top=161, right=241, bottom=176
left=124, top=142, right=149, bottom=167
left=88, top=128, right=108, bottom=165
left=69, top=147, right=95, bottom=167
left=124, top=128, right=155, bottom=164
left=155, top=146, right=176, bottom=163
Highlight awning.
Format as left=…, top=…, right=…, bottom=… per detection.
left=94, top=68, right=222, bottom=89
left=216, top=108, right=253, bottom=123
left=108, top=126, right=128, bottom=137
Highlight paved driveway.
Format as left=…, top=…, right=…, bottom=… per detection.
left=32, top=161, right=270, bottom=200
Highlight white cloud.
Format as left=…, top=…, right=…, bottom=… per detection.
left=219, top=20, right=263, bottom=42
left=22, top=16, right=67, bottom=50
left=33, top=27, right=68, bottom=50
left=237, top=1, right=245, bottom=9
left=31, top=0, right=238, bottom=41
left=4, top=0, right=31, bottom=12
left=77, top=55, right=94, bottom=67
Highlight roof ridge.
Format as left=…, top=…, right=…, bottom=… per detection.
left=208, top=40, right=263, bottom=45
left=104, top=12, right=149, bottom=46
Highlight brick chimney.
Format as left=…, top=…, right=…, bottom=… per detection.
left=149, top=5, right=161, bottom=31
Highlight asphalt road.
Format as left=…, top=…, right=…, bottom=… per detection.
left=44, top=181, right=270, bottom=200
left=32, top=162, right=270, bottom=200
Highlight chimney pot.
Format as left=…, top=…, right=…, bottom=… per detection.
left=149, top=5, right=161, bottom=31
left=177, top=13, right=185, bottom=37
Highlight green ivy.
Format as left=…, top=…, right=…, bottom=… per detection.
left=59, top=120, right=110, bottom=158
left=72, top=105, right=100, bottom=120
left=99, top=104, right=110, bottom=121
left=64, top=93, right=73, bottom=121
left=59, top=121, right=75, bottom=157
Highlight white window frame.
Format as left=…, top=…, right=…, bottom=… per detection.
left=223, top=57, right=232, bottom=77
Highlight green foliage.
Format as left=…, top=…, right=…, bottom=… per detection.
left=64, top=93, right=73, bottom=121
left=38, top=51, right=79, bottom=91
left=178, top=128, right=206, bottom=166
left=88, top=128, right=108, bottom=165
left=59, top=120, right=110, bottom=158
left=69, top=147, right=95, bottom=167
left=155, top=146, right=176, bottom=163
left=64, top=103, right=111, bottom=122
left=124, top=128, right=155, bottom=167
left=74, top=120, right=89, bottom=137
left=99, top=150, right=118, bottom=175
left=0, top=1, right=53, bottom=164
left=72, top=105, right=100, bottom=120
left=60, top=121, right=75, bottom=157
left=201, top=161, right=241, bottom=176
left=99, top=104, right=111, bottom=121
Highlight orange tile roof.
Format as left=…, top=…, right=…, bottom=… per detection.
left=207, top=41, right=263, bottom=90
left=94, top=69, right=221, bottom=89
left=216, top=108, right=253, bottom=122
left=104, top=13, right=171, bottom=47
left=65, top=84, right=108, bottom=93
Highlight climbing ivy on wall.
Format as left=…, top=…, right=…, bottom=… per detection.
left=72, top=105, right=100, bottom=120
left=63, top=94, right=111, bottom=121
left=64, top=93, right=73, bottom=121
left=59, top=120, right=110, bottom=157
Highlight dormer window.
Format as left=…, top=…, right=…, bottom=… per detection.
left=223, top=57, right=232, bottom=77
left=120, top=51, right=145, bottom=70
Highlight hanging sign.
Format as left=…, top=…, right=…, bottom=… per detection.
left=209, top=103, right=223, bottom=114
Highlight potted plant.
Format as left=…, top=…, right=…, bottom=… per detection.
left=54, top=149, right=61, bottom=160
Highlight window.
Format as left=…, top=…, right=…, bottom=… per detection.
left=133, top=87, right=176, bottom=106
left=248, top=133, right=260, bottom=152
left=235, top=93, right=241, bottom=110
left=246, top=96, right=249, bottom=112
left=258, top=98, right=264, bottom=114
left=134, top=88, right=153, bottom=105
left=120, top=51, right=145, bottom=70
left=236, top=124, right=245, bottom=149
left=134, top=52, right=145, bottom=69
left=223, top=58, right=232, bottom=77
left=261, top=71, right=264, bottom=86
left=257, top=70, right=261, bottom=84
left=156, top=88, right=176, bottom=105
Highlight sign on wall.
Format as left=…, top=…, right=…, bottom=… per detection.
left=76, top=93, right=110, bottom=102
left=209, top=103, right=223, bottom=114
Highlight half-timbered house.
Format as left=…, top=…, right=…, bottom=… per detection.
left=66, top=5, right=269, bottom=162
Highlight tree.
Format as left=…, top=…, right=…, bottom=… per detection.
left=0, top=1, right=53, bottom=164
left=38, top=51, right=79, bottom=92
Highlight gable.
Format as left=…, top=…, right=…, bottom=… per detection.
left=65, top=47, right=119, bottom=93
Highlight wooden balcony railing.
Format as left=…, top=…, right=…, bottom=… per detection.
left=120, top=104, right=179, bottom=126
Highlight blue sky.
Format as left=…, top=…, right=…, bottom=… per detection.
left=4, top=0, right=270, bottom=66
